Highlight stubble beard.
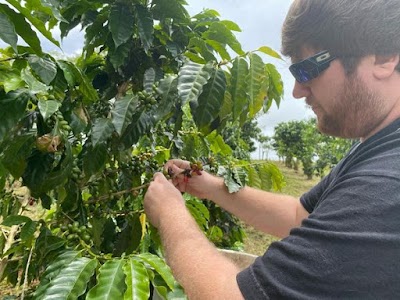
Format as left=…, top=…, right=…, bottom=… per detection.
left=314, top=74, right=384, bottom=139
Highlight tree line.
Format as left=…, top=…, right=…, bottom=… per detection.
left=269, top=118, right=354, bottom=179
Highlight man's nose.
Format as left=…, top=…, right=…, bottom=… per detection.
left=292, top=80, right=311, bottom=99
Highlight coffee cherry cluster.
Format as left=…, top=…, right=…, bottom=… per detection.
left=71, top=158, right=84, bottom=181
left=138, top=90, right=157, bottom=111
left=59, top=221, right=92, bottom=245
left=90, top=99, right=111, bottom=118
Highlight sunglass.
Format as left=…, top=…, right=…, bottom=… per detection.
left=289, top=50, right=336, bottom=83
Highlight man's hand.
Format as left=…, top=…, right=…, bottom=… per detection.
left=144, top=172, right=186, bottom=228
left=165, top=159, right=223, bottom=199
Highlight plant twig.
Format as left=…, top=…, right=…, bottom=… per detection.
left=20, top=245, right=34, bottom=300
left=87, top=183, right=150, bottom=204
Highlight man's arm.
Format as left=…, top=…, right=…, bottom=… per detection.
left=144, top=173, right=244, bottom=300
left=167, top=160, right=309, bottom=238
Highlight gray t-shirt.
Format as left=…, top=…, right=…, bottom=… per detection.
left=237, top=119, right=400, bottom=299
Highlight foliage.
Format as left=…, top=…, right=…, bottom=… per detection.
left=0, top=0, right=284, bottom=298
left=272, top=118, right=353, bottom=179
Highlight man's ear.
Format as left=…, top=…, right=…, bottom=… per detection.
left=373, top=54, right=400, bottom=79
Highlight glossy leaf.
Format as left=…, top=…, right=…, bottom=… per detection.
left=21, top=68, right=49, bottom=93
left=206, top=131, right=232, bottom=156
left=109, top=2, right=134, bottom=48
left=143, top=68, right=156, bottom=93
left=229, top=57, right=248, bottom=120
left=178, top=61, right=212, bottom=106
left=203, top=22, right=244, bottom=56
left=192, top=67, right=226, bottom=133
left=2, top=133, right=35, bottom=179
left=0, top=90, right=30, bottom=143
left=82, top=144, right=107, bottom=176
left=137, top=253, right=175, bottom=290
left=1, top=215, right=31, bottom=226
left=87, top=258, right=126, bottom=300
left=246, top=165, right=261, bottom=189
left=111, top=95, right=140, bottom=136
left=28, top=55, right=57, bottom=85
left=0, top=3, right=42, bottom=54
left=34, top=251, right=81, bottom=299
left=0, top=11, right=17, bottom=52
left=259, top=162, right=285, bottom=192
left=121, top=111, right=155, bottom=149
left=136, top=4, right=153, bottom=53
left=257, top=46, right=282, bottom=60
left=247, top=53, right=267, bottom=118
left=5, top=0, right=60, bottom=47
left=20, top=220, right=37, bottom=243
left=38, top=100, right=61, bottom=121
left=123, top=258, right=150, bottom=300
left=38, top=257, right=97, bottom=300
left=91, top=118, right=115, bottom=147
left=265, top=63, right=283, bottom=109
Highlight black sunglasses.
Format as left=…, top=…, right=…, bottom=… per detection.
left=289, top=50, right=336, bottom=83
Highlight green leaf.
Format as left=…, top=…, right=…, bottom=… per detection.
left=259, top=162, right=285, bottom=191
left=123, top=258, right=150, bottom=300
left=109, top=2, right=134, bottom=48
left=218, top=166, right=243, bottom=193
left=143, top=68, right=156, bottom=94
left=0, top=90, right=30, bottom=143
left=257, top=46, right=282, bottom=60
left=0, top=4, right=42, bottom=54
left=91, top=118, right=115, bottom=147
left=265, top=63, right=283, bottom=109
left=111, top=95, right=140, bottom=136
left=187, top=37, right=217, bottom=62
left=39, top=257, right=97, bottom=300
left=28, top=55, right=57, bottom=85
left=5, top=0, right=60, bottom=47
left=178, top=61, right=213, bottom=106
left=205, top=39, right=231, bottom=61
left=121, top=111, right=154, bottom=149
left=246, top=165, right=261, bottom=189
left=34, top=251, right=82, bottom=299
left=87, top=258, right=126, bottom=300
left=57, top=60, right=78, bottom=87
left=220, top=20, right=241, bottom=32
left=1, top=215, right=31, bottom=226
left=109, top=42, right=131, bottom=69
left=20, top=220, right=37, bottom=243
left=203, top=22, right=244, bottom=56
left=247, top=53, right=267, bottom=118
left=154, top=75, right=178, bottom=120
left=137, top=253, right=175, bottom=290
left=2, top=133, right=35, bottom=179
left=206, top=131, right=232, bottom=156
left=135, top=4, right=154, bottom=54
left=0, top=68, right=25, bottom=92
left=192, top=67, right=226, bottom=134
left=229, top=57, right=248, bottom=120
left=82, top=144, right=108, bottom=176
left=21, top=68, right=49, bottom=93
left=0, top=11, right=18, bottom=52
left=38, top=100, right=61, bottom=121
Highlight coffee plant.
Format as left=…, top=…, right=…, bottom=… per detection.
left=0, top=0, right=285, bottom=298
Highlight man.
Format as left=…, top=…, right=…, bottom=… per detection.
left=144, top=0, right=400, bottom=298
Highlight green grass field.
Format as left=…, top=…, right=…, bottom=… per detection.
left=242, top=161, right=321, bottom=256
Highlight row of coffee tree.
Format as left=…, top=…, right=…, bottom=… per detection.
left=272, top=119, right=354, bottom=179
left=0, top=0, right=285, bottom=298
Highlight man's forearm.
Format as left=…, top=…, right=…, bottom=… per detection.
left=204, top=176, right=308, bottom=238
left=158, top=205, right=244, bottom=300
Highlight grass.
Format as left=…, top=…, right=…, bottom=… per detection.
left=242, top=161, right=321, bottom=256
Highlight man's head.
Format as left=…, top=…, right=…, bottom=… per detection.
left=282, top=0, right=400, bottom=140
left=282, top=0, right=400, bottom=74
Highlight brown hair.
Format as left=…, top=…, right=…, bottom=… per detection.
left=281, top=0, right=400, bottom=73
